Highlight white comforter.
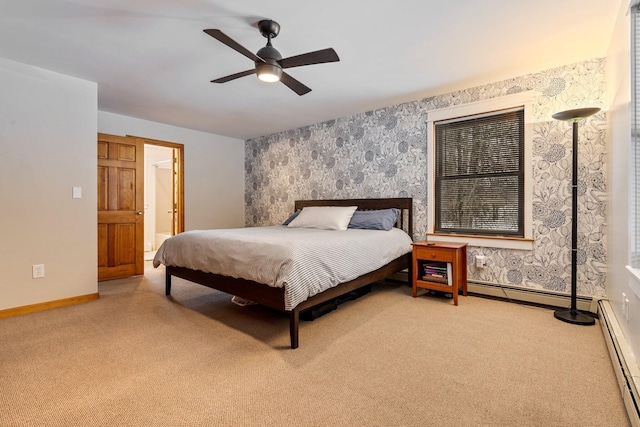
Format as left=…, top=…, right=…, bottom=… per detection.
left=153, top=226, right=412, bottom=310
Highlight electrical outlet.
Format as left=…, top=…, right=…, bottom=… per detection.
left=32, top=264, right=45, bottom=279
left=622, top=293, right=630, bottom=322
left=475, top=255, right=486, bottom=268
left=625, top=297, right=631, bottom=323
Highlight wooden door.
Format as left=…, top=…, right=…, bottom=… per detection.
left=97, top=133, right=144, bottom=280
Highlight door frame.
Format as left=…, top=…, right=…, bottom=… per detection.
left=130, top=135, right=185, bottom=236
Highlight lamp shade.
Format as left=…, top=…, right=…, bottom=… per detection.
left=552, top=107, right=600, bottom=122
left=256, top=62, right=282, bottom=82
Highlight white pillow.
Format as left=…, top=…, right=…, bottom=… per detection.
left=287, top=206, right=358, bottom=230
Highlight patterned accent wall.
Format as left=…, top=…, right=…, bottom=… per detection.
left=245, top=58, right=607, bottom=297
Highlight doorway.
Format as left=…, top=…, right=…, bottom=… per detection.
left=138, top=137, right=185, bottom=262
left=144, top=145, right=174, bottom=260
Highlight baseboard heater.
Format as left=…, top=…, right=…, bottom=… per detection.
left=466, top=280, right=596, bottom=312
left=598, top=299, right=640, bottom=427
left=388, top=271, right=596, bottom=312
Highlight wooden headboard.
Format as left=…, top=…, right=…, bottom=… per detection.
left=294, top=197, right=413, bottom=238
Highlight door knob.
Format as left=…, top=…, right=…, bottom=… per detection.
left=136, top=211, right=143, bottom=215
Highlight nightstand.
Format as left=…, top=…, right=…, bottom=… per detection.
left=412, top=241, right=468, bottom=305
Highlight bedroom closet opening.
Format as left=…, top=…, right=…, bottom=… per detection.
left=143, top=142, right=183, bottom=261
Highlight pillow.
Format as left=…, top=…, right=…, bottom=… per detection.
left=287, top=206, right=357, bottom=230
left=348, top=208, right=401, bottom=231
left=282, top=209, right=301, bottom=225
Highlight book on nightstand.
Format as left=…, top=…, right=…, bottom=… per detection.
left=420, top=260, right=453, bottom=286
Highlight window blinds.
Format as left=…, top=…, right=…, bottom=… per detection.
left=434, top=109, right=525, bottom=237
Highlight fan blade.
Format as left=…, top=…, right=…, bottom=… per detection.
left=280, top=72, right=312, bottom=96
left=211, top=69, right=256, bottom=83
left=203, top=29, right=264, bottom=63
left=279, top=48, right=340, bottom=69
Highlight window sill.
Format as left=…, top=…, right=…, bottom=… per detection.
left=627, top=265, right=640, bottom=283
left=426, top=233, right=534, bottom=251
left=626, top=266, right=640, bottom=299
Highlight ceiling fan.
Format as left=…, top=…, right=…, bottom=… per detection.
left=204, top=19, right=340, bottom=96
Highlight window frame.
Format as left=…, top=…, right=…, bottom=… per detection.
left=426, top=91, right=534, bottom=250
left=625, top=3, right=640, bottom=291
left=631, top=4, right=640, bottom=270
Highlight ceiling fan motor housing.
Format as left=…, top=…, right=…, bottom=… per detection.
left=256, top=44, right=283, bottom=82
left=256, top=45, right=282, bottom=61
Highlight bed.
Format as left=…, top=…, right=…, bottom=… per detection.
left=153, top=197, right=413, bottom=349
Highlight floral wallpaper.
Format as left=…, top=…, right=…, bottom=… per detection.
left=245, top=58, right=607, bottom=298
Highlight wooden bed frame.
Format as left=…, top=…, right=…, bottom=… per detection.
left=165, top=197, right=413, bottom=349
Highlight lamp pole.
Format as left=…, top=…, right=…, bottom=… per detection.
left=551, top=107, right=600, bottom=325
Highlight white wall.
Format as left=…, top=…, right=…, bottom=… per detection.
left=607, top=1, right=640, bottom=359
left=0, top=59, right=244, bottom=312
left=98, top=111, right=245, bottom=230
left=0, top=58, right=98, bottom=310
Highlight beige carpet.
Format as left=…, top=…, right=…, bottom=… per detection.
left=0, top=264, right=630, bottom=426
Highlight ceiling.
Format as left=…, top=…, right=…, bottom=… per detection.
left=0, top=0, right=620, bottom=140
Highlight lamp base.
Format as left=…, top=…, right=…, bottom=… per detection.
left=554, top=309, right=595, bottom=325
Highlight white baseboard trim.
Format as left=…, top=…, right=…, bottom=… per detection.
left=598, top=299, right=640, bottom=426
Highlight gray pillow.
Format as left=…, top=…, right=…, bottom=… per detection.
left=282, top=209, right=301, bottom=225
left=348, top=208, right=401, bottom=231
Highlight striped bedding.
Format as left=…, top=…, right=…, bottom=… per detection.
left=153, top=226, right=412, bottom=310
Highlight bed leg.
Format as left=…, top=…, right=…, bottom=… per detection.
left=165, top=270, right=172, bottom=296
left=289, top=309, right=299, bottom=349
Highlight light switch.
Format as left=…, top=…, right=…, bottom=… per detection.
left=72, top=187, right=82, bottom=199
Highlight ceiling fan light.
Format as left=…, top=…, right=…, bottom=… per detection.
left=256, top=63, right=282, bottom=82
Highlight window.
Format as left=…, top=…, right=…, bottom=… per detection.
left=426, top=92, right=533, bottom=250
left=435, top=108, right=524, bottom=237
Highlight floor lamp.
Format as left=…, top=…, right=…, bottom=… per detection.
left=551, top=107, right=600, bottom=326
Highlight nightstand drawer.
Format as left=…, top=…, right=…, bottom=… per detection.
left=413, top=246, right=454, bottom=263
